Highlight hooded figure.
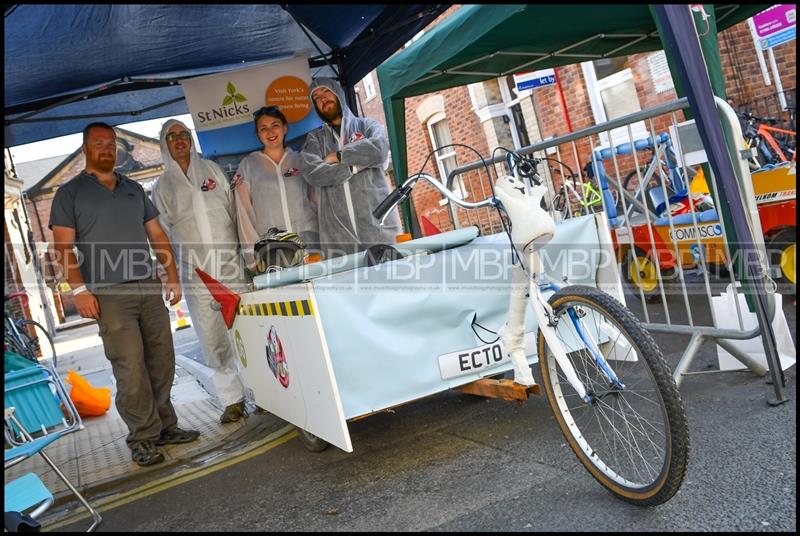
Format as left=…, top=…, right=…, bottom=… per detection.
left=300, top=78, right=401, bottom=258
left=152, top=119, right=248, bottom=423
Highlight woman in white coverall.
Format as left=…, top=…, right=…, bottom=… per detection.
left=233, top=106, right=319, bottom=269
left=152, top=119, right=248, bottom=424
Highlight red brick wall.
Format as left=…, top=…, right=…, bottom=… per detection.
left=357, top=73, right=387, bottom=125
left=403, top=85, right=494, bottom=233
left=720, top=21, right=796, bottom=110
left=531, top=56, right=689, bottom=191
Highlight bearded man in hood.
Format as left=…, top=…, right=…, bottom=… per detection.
left=299, top=78, right=401, bottom=258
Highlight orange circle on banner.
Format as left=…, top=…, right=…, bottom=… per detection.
left=265, top=76, right=311, bottom=123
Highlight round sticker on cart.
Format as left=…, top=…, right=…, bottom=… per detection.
left=265, top=326, right=289, bottom=388
left=234, top=330, right=247, bottom=368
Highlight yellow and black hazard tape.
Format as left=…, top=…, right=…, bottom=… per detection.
left=238, top=299, right=315, bottom=317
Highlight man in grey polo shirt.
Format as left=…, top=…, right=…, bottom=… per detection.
left=50, top=122, right=200, bottom=467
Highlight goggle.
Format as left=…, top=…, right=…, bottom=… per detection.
left=165, top=131, right=191, bottom=142
left=253, top=105, right=280, bottom=118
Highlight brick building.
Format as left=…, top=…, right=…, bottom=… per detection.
left=353, top=6, right=796, bottom=234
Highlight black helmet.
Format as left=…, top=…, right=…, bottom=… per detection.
left=254, top=228, right=307, bottom=274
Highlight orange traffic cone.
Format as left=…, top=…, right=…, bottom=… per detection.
left=174, top=302, right=191, bottom=331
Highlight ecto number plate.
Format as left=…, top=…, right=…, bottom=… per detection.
left=437, top=341, right=510, bottom=380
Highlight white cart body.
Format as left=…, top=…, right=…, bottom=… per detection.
left=228, top=215, right=620, bottom=452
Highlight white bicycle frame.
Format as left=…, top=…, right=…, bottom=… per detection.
left=377, top=172, right=625, bottom=403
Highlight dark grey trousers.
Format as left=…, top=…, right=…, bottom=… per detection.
left=95, top=279, right=178, bottom=445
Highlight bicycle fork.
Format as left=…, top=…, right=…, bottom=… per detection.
left=504, top=252, right=624, bottom=403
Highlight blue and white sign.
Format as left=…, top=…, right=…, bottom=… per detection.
left=759, top=25, right=796, bottom=49
left=182, top=56, right=321, bottom=158
left=514, top=69, right=556, bottom=91
left=752, top=4, right=796, bottom=50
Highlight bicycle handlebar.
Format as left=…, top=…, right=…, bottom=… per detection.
left=372, top=184, right=411, bottom=222
left=373, top=173, right=497, bottom=225
left=737, top=111, right=778, bottom=125
left=506, top=152, right=542, bottom=184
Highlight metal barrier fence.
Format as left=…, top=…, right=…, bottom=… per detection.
left=432, top=97, right=790, bottom=398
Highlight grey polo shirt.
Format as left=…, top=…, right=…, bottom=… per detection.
left=49, top=171, right=160, bottom=290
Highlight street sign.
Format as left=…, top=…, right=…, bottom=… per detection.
left=752, top=4, right=796, bottom=50
left=513, top=69, right=556, bottom=91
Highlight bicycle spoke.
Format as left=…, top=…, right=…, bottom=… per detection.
left=540, top=290, right=681, bottom=495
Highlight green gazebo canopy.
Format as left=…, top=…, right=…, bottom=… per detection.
left=377, top=4, right=767, bottom=205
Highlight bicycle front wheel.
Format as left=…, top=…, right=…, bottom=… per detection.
left=537, top=285, right=688, bottom=506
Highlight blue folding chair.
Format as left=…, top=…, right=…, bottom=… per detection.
left=5, top=368, right=102, bottom=531
left=5, top=471, right=54, bottom=523
left=4, top=363, right=81, bottom=445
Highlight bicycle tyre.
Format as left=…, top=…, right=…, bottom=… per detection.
left=537, top=285, right=688, bottom=506
left=551, top=192, right=569, bottom=220
left=621, top=166, right=673, bottom=216
left=619, top=170, right=647, bottom=215
left=16, top=319, right=57, bottom=369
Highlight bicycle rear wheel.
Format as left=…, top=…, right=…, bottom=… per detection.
left=537, top=285, right=688, bottom=506
left=16, top=319, right=57, bottom=368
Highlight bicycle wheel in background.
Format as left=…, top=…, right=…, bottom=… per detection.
left=620, top=247, right=674, bottom=303
left=620, top=169, right=651, bottom=215
left=767, top=228, right=796, bottom=293
left=551, top=191, right=568, bottom=220
left=16, top=319, right=57, bottom=369
left=537, top=285, right=689, bottom=506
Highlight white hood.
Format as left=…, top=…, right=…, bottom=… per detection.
left=153, top=119, right=239, bottom=276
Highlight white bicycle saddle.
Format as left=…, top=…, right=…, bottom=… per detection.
left=494, top=175, right=556, bottom=252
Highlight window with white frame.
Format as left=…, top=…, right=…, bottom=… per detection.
left=362, top=72, right=376, bottom=101
left=427, top=112, right=465, bottom=199
left=499, top=75, right=533, bottom=149
left=581, top=57, right=648, bottom=149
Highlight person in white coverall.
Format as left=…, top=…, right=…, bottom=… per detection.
left=233, top=106, right=319, bottom=269
left=152, top=120, right=248, bottom=424
left=300, top=79, right=401, bottom=258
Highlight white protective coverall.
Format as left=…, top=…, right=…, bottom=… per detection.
left=232, top=147, right=319, bottom=269
left=300, top=78, right=402, bottom=258
left=152, top=119, right=246, bottom=409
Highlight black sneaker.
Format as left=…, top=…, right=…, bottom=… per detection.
left=130, top=440, right=165, bottom=467
left=220, top=401, right=247, bottom=423
left=156, top=426, right=200, bottom=446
